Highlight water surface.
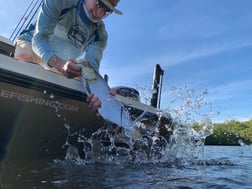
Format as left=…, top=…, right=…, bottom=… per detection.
left=1, top=145, right=251, bottom=189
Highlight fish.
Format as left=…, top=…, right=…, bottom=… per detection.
left=78, top=59, right=133, bottom=130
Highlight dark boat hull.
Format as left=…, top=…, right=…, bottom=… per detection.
left=0, top=54, right=106, bottom=167
left=0, top=81, right=103, bottom=163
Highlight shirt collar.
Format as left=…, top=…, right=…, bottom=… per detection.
left=77, top=0, right=94, bottom=24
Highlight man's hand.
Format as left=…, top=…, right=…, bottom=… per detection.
left=86, top=91, right=116, bottom=117
left=48, top=56, right=81, bottom=78
left=86, top=93, right=102, bottom=117
left=62, top=59, right=81, bottom=79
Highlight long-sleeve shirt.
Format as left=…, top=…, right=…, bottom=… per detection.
left=32, top=0, right=108, bottom=72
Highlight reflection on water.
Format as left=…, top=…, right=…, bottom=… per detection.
left=1, top=87, right=251, bottom=188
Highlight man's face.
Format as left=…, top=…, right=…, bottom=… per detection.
left=85, top=0, right=112, bottom=22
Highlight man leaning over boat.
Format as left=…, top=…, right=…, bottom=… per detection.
left=14, top=0, right=122, bottom=116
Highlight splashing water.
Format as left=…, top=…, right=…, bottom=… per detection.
left=163, top=85, right=216, bottom=163
left=46, top=85, right=219, bottom=166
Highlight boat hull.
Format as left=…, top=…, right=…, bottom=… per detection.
left=0, top=55, right=106, bottom=168
left=0, top=81, right=103, bottom=163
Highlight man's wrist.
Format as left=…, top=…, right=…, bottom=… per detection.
left=48, top=55, right=65, bottom=74
left=48, top=55, right=57, bottom=68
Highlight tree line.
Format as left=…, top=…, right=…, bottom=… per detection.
left=205, top=119, right=252, bottom=145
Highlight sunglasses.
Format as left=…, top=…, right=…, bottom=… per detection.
left=96, top=0, right=113, bottom=14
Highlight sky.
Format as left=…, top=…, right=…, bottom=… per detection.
left=0, top=0, right=252, bottom=123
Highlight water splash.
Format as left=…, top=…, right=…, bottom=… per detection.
left=46, top=85, right=220, bottom=167
left=162, top=85, right=216, bottom=163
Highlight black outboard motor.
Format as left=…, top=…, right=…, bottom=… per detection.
left=150, top=64, right=164, bottom=109
left=113, top=86, right=140, bottom=102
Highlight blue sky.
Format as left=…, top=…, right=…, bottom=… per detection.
left=0, top=0, right=252, bottom=123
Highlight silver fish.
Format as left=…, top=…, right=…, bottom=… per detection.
left=79, top=59, right=133, bottom=129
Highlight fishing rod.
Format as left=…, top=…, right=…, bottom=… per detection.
left=9, top=0, right=35, bottom=41
left=11, top=0, right=42, bottom=41
left=24, top=0, right=43, bottom=30
left=9, top=0, right=42, bottom=42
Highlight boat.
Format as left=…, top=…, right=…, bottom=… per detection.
left=0, top=2, right=175, bottom=188
left=0, top=35, right=174, bottom=167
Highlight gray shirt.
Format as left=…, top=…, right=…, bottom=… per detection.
left=32, top=0, right=108, bottom=72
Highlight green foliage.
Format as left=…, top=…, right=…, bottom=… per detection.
left=205, top=119, right=252, bottom=145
